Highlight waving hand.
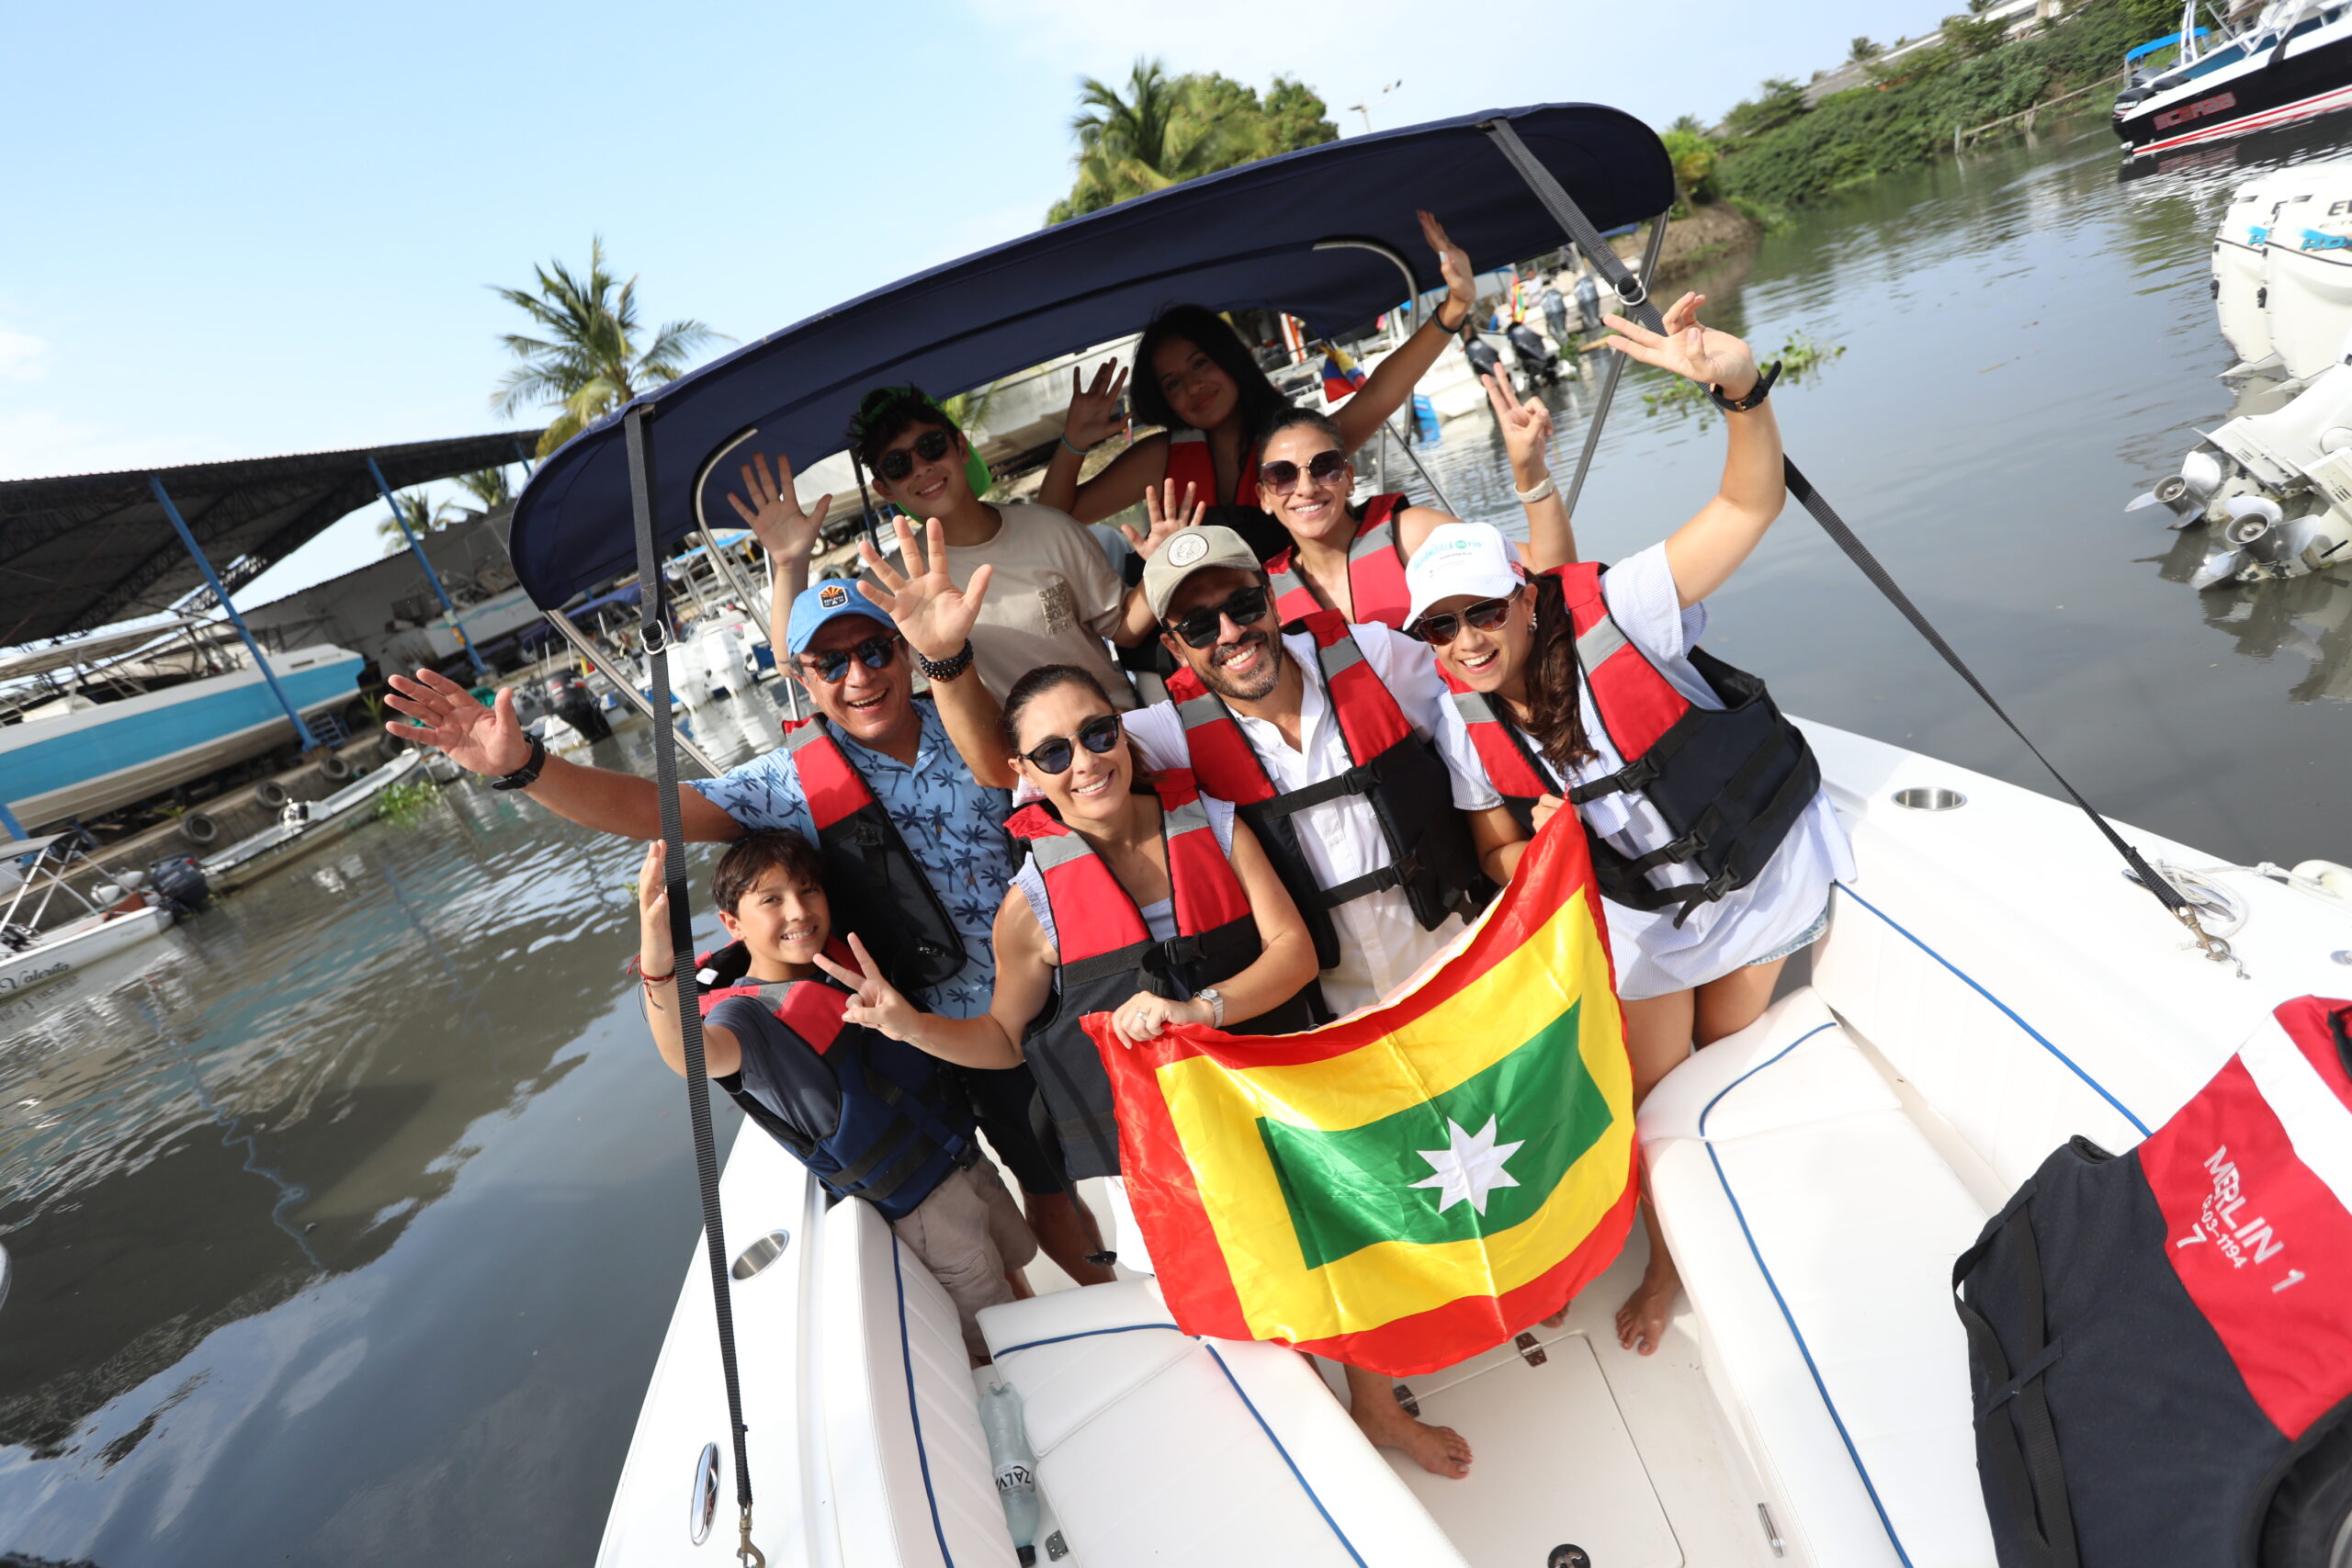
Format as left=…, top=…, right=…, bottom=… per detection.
left=859, top=516, right=991, bottom=660
left=1598, top=291, right=1759, bottom=396
left=1122, top=478, right=1203, bottom=559
left=726, top=451, right=831, bottom=562
left=383, top=668, right=531, bottom=776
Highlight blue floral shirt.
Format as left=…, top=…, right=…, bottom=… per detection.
left=686, top=701, right=1013, bottom=1020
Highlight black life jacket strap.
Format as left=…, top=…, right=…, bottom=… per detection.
left=1251, top=756, right=1386, bottom=819
left=1057, top=921, right=1257, bottom=991
left=1566, top=709, right=1701, bottom=805
left=1314, top=853, right=1417, bottom=910
left=1951, top=1180, right=2082, bottom=1568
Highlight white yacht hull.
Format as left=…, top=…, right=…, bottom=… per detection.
left=596, top=719, right=2352, bottom=1568
left=0, top=903, right=173, bottom=996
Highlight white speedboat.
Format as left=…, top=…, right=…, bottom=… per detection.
left=198, top=749, right=426, bottom=894
left=595, top=719, right=2352, bottom=1568
left=494, top=105, right=2352, bottom=1568
left=0, top=835, right=180, bottom=996
left=0, top=641, right=363, bottom=831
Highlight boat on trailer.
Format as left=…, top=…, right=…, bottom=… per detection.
left=499, top=105, right=2352, bottom=1567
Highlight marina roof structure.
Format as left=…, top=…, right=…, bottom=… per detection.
left=0, top=432, right=542, bottom=647
left=504, top=101, right=1672, bottom=606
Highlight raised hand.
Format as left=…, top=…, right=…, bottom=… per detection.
left=636, top=840, right=678, bottom=974
left=1122, top=478, right=1202, bottom=559
left=1599, top=291, right=1759, bottom=396
left=1482, top=372, right=1555, bottom=481
left=858, top=515, right=992, bottom=661
left=815, top=933, right=922, bottom=1040
left=726, top=451, right=831, bottom=562
left=1419, top=209, right=1476, bottom=326
left=1062, top=359, right=1131, bottom=453
left=383, top=668, right=531, bottom=776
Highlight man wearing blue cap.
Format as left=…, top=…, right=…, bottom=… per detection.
left=383, top=581, right=1113, bottom=1285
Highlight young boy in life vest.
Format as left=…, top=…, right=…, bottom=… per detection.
left=635, top=830, right=1037, bottom=1365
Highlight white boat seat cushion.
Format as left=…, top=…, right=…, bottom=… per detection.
left=978, top=1281, right=1467, bottom=1568
left=1638, top=988, right=1997, bottom=1568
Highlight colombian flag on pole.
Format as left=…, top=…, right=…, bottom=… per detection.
left=1321, top=344, right=1368, bottom=403
left=1087, top=812, right=1635, bottom=1377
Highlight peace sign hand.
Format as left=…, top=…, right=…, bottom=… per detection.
left=726, top=451, right=831, bottom=562
left=1482, top=372, right=1555, bottom=481
left=1122, top=478, right=1203, bottom=559
left=1419, top=209, right=1475, bottom=322
left=858, top=516, right=992, bottom=661
left=1598, top=291, right=1759, bottom=397
left=383, top=668, right=532, bottom=777
left=1063, top=359, right=1131, bottom=452
left=814, top=933, right=922, bottom=1040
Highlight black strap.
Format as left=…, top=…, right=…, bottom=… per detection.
left=1477, top=118, right=2188, bottom=920
left=1317, top=857, right=1412, bottom=908
left=627, top=405, right=757, bottom=1532
left=1559, top=209, right=1670, bottom=524
left=1253, top=758, right=1384, bottom=818
left=1028, top=1089, right=1116, bottom=1267
left=1950, top=1184, right=2081, bottom=1568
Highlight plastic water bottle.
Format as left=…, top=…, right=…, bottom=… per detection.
left=978, top=1380, right=1040, bottom=1564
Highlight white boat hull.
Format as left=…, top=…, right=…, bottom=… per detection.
left=0, top=903, right=173, bottom=996
left=199, top=750, right=427, bottom=892
left=596, top=718, right=2352, bottom=1567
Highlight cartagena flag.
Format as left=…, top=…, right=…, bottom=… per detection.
left=1086, top=812, right=1635, bottom=1377
left=1321, top=344, right=1367, bottom=403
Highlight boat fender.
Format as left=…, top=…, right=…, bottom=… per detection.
left=178, top=811, right=220, bottom=847
left=2291, top=859, right=2352, bottom=905
left=319, top=754, right=354, bottom=782
left=254, top=781, right=289, bottom=809
left=1954, top=996, right=2352, bottom=1567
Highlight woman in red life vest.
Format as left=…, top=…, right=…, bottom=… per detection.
left=1035, top=211, right=1477, bottom=540
left=1406, top=293, right=1853, bottom=1359
left=1250, top=379, right=1575, bottom=627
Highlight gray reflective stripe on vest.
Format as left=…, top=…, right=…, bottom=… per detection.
left=1162, top=793, right=1211, bottom=839
left=1267, top=558, right=1306, bottom=597
left=1027, top=829, right=1095, bottom=873
left=1317, top=634, right=1365, bottom=682
left=1349, top=519, right=1394, bottom=565
left=784, top=720, right=827, bottom=753
left=1577, top=615, right=1630, bottom=672
left=1452, top=688, right=1505, bottom=728
left=1177, top=694, right=1226, bottom=733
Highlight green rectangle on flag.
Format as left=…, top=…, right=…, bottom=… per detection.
left=1258, top=1004, right=1612, bottom=1270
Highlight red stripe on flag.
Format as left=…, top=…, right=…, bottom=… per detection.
left=1292, top=1175, right=1640, bottom=1378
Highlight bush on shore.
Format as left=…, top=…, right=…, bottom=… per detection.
left=1713, top=0, right=2179, bottom=209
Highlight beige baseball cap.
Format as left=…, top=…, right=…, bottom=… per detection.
left=1141, top=525, right=1264, bottom=620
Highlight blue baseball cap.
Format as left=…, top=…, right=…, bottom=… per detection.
left=785, top=578, right=890, bottom=657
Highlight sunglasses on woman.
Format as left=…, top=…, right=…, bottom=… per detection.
left=1257, top=449, right=1349, bottom=494
left=1410, top=592, right=1518, bottom=648
left=1165, top=585, right=1272, bottom=649
left=797, top=634, right=901, bottom=682
left=876, top=427, right=955, bottom=482
left=1018, top=713, right=1124, bottom=775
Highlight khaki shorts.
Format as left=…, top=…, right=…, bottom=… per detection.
left=890, top=1158, right=1039, bottom=1362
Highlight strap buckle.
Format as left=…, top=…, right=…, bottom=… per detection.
left=1158, top=934, right=1204, bottom=967
left=1611, top=273, right=1648, bottom=309
left=641, top=617, right=673, bottom=656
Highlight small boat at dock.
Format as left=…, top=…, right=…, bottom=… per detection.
left=0, top=834, right=182, bottom=996
left=198, top=749, right=427, bottom=894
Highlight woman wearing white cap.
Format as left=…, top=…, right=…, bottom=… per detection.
left=1402, top=292, right=1853, bottom=1359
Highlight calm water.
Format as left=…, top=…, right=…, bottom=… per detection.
left=6, top=116, right=2350, bottom=1566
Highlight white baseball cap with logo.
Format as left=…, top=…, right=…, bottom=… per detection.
left=1403, top=522, right=1526, bottom=629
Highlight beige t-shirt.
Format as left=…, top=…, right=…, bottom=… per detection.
left=880, top=502, right=1136, bottom=709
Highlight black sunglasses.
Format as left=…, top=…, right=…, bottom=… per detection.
left=1411, top=592, right=1518, bottom=648
left=1258, top=449, right=1348, bottom=494
left=1166, top=586, right=1272, bottom=649
left=1018, top=713, right=1124, bottom=775
left=797, top=634, right=901, bottom=682
left=876, top=427, right=954, bottom=482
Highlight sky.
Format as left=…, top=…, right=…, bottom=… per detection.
left=3, top=0, right=1957, bottom=612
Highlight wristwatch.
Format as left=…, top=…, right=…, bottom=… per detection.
left=1436, top=299, right=1472, bottom=333
left=1708, top=359, right=1782, bottom=413
left=490, top=730, right=548, bottom=791
left=1197, top=987, right=1227, bottom=1029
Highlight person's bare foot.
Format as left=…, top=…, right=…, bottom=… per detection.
left=1541, top=1296, right=1575, bottom=1328
left=1615, top=1258, right=1679, bottom=1356
left=1355, top=1402, right=1475, bottom=1478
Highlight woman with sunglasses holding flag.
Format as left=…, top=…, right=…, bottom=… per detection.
left=1404, top=292, right=1852, bottom=1360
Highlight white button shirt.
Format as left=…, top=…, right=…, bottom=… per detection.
left=1123, top=624, right=1488, bottom=1017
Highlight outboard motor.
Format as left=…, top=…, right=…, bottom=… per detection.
left=545, top=672, right=612, bottom=740
left=146, top=855, right=211, bottom=914
left=1460, top=333, right=1504, bottom=386
left=1505, top=321, right=1560, bottom=387
left=2262, top=165, right=2352, bottom=383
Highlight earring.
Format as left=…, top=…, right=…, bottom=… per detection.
left=1528, top=605, right=1539, bottom=631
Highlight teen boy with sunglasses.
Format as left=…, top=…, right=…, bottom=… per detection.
left=381, top=581, right=1115, bottom=1287
left=730, top=386, right=1182, bottom=710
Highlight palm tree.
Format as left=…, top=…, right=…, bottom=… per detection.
left=1062, top=59, right=1230, bottom=215
left=491, top=238, right=726, bottom=457
left=452, top=467, right=514, bottom=516
left=378, top=491, right=453, bottom=554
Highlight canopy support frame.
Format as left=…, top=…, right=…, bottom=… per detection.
left=367, top=457, right=488, bottom=678
left=149, top=476, right=320, bottom=752
left=536, top=606, right=722, bottom=776
left=1311, top=236, right=1459, bottom=516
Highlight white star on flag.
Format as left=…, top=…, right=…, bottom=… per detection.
left=1410, top=1116, right=1524, bottom=1215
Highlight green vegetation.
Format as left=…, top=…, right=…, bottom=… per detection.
left=1701, top=0, right=2177, bottom=209
left=1643, top=333, right=1847, bottom=422
left=1046, top=58, right=1338, bottom=224
left=492, top=238, right=726, bottom=457
left=375, top=773, right=441, bottom=824
left=377, top=490, right=456, bottom=554
left=452, top=467, right=513, bottom=515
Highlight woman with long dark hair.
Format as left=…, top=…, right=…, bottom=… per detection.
left=1036, top=211, right=1476, bottom=533
left=1406, top=292, right=1854, bottom=1359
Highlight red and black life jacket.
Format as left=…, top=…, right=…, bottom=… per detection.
left=784, top=715, right=968, bottom=993
left=1164, top=611, right=1482, bottom=972
left=1005, top=772, right=1322, bottom=1181
left=1954, top=996, right=2352, bottom=1568
left=1263, top=493, right=1412, bottom=628
left=1165, top=428, right=1258, bottom=509
left=1451, top=562, right=1818, bottom=925
left=693, top=939, right=975, bottom=1221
